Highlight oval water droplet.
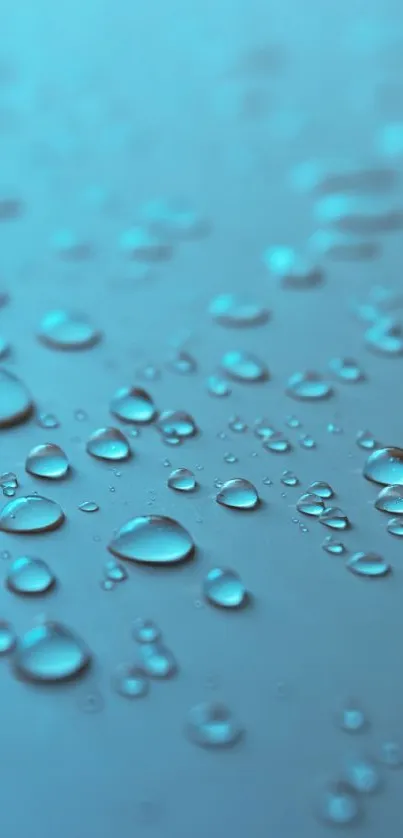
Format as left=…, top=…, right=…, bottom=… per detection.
left=38, top=310, right=100, bottom=350
left=329, top=357, right=364, bottom=382
left=228, top=415, right=247, bottom=433
left=203, top=567, right=246, bottom=609
left=157, top=410, right=198, bottom=439
left=286, top=371, right=332, bottom=400
left=206, top=375, right=231, bottom=397
left=110, top=386, right=156, bottom=424
left=317, top=780, right=360, bottom=826
left=299, top=433, right=316, bottom=449
left=86, top=427, right=130, bottom=461
left=375, top=484, right=403, bottom=514
left=6, top=556, right=55, bottom=595
left=13, top=621, right=91, bottom=682
left=387, top=517, right=403, bottom=536
left=0, top=495, right=65, bottom=533
left=133, top=618, right=161, bottom=644
left=113, top=663, right=149, bottom=698
left=186, top=702, right=243, bottom=749
left=364, top=447, right=403, bottom=486
left=216, top=478, right=260, bottom=510
left=220, top=350, right=269, bottom=383
left=0, top=619, right=16, bottom=654
left=139, top=642, right=177, bottom=679
left=347, top=551, right=391, bottom=577
left=79, top=500, right=99, bottom=513
left=104, top=558, right=128, bottom=583
left=108, top=515, right=195, bottom=565
left=167, top=468, right=197, bottom=492
left=0, top=369, right=33, bottom=427
left=25, top=443, right=69, bottom=480
left=141, top=198, right=208, bottom=240
left=296, top=493, right=325, bottom=516
left=322, top=536, right=345, bottom=555
left=209, top=294, right=269, bottom=327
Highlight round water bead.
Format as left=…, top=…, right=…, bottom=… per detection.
left=167, top=468, right=197, bottom=492
left=113, top=664, right=149, bottom=698
left=186, top=702, right=243, bottom=749
left=346, top=551, right=391, bottom=578
left=365, top=317, right=403, bottom=355
left=110, top=386, right=156, bottom=424
left=0, top=619, right=16, bottom=654
left=86, top=427, right=131, bottom=461
left=133, top=618, right=161, bottom=644
left=216, top=478, right=260, bottom=510
left=329, top=357, right=364, bottom=382
left=6, top=556, right=55, bottom=595
left=0, top=495, right=65, bottom=534
left=108, top=515, right=195, bottom=565
left=13, top=621, right=91, bottom=683
left=319, top=507, right=349, bottom=530
left=316, top=779, right=360, bottom=826
left=38, top=310, right=100, bottom=350
left=139, top=642, right=177, bottom=679
left=387, top=517, right=403, bottom=537
left=296, top=493, right=325, bottom=516
left=157, top=410, right=198, bottom=439
left=25, top=443, right=69, bottom=479
left=203, top=567, right=246, bottom=609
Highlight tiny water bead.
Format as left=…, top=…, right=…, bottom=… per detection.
left=157, top=410, right=198, bottom=439
left=220, top=350, right=269, bottom=383
left=296, top=493, right=325, bottom=516
left=206, top=375, right=231, bottom=397
left=322, top=536, right=346, bottom=555
left=281, top=470, right=299, bottom=487
left=119, top=226, right=172, bottom=261
left=37, top=412, right=60, bottom=429
left=0, top=495, right=65, bottom=534
left=6, top=556, right=55, bottom=595
left=167, top=351, right=197, bottom=375
left=299, top=433, right=316, bottom=450
left=346, top=551, right=391, bottom=578
left=365, top=317, right=403, bottom=356
left=203, top=567, right=246, bottom=609
left=344, top=756, right=380, bottom=794
left=13, top=622, right=91, bottom=683
left=327, top=422, right=343, bottom=435
left=262, top=433, right=291, bottom=453
left=286, top=371, right=332, bottom=401
left=38, top=310, right=100, bottom=350
left=254, top=418, right=277, bottom=440
left=387, top=517, right=403, bottom=537
left=0, top=619, right=16, bottom=654
left=186, top=702, right=243, bottom=749
left=356, top=429, right=377, bottom=450
left=108, top=515, right=195, bottom=565
left=364, top=447, right=403, bottom=486
left=139, top=642, right=177, bottom=679
left=317, top=780, right=360, bottom=826
left=104, top=559, right=128, bottom=583
left=25, top=443, right=69, bottom=480
left=375, top=485, right=403, bottom=514
left=86, top=427, right=131, bottom=461
left=263, top=246, right=323, bottom=288
left=319, top=507, right=350, bottom=530
left=309, top=481, right=333, bottom=499
left=74, top=408, right=87, bottom=422
left=0, top=369, right=33, bottom=427
left=216, top=478, right=260, bottom=510
left=329, top=357, right=364, bottom=382
left=167, top=468, right=197, bottom=492
left=133, top=618, right=161, bottom=644
left=113, top=664, right=149, bottom=698
left=209, top=293, right=269, bottom=327
left=79, top=501, right=99, bottom=513
left=110, top=386, right=156, bottom=424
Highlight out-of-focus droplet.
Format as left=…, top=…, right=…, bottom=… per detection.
left=365, top=317, right=403, bottom=356
left=347, top=551, right=391, bottom=578
left=254, top=418, right=276, bottom=440
left=79, top=501, right=99, bottom=513
left=344, top=756, right=380, bottom=794
left=6, top=556, right=55, bottom=595
left=263, top=246, right=323, bottom=288
left=51, top=229, right=91, bottom=260
left=133, top=618, right=161, bottom=644
left=139, top=642, right=177, bottom=679
left=119, top=226, right=172, bottom=261
left=286, top=414, right=301, bottom=428
left=296, top=493, right=325, bottom=516
left=337, top=699, right=367, bottom=733
left=322, top=536, right=345, bottom=555
left=104, top=558, right=128, bottom=583
left=216, top=478, right=260, bottom=510
left=310, top=228, right=380, bottom=262
left=375, top=484, right=403, bottom=514
left=0, top=369, right=33, bottom=427
left=157, top=410, right=198, bottom=439
left=207, top=375, right=231, bottom=397
left=209, top=293, right=269, bottom=327
left=220, top=350, right=269, bottom=383
left=141, top=198, right=208, bottom=240
left=38, top=310, right=100, bottom=350
left=281, top=470, right=299, bottom=487
left=203, top=567, right=246, bottom=608
left=37, top=412, right=59, bottom=429
left=317, top=779, right=360, bottom=826
left=0, top=337, right=9, bottom=359
left=228, top=416, right=247, bottom=433
left=299, top=434, right=316, bottom=449
left=86, top=427, right=131, bottom=461
left=364, top=447, right=403, bottom=485
left=25, top=443, right=69, bottom=479
left=13, top=622, right=91, bottom=682
left=286, top=371, right=332, bottom=400
left=186, top=702, right=243, bottom=749
left=387, top=517, right=403, bottom=536
left=319, top=507, right=349, bottom=530
left=356, top=429, right=377, bottom=450
left=0, top=619, right=16, bottom=654
left=113, top=663, right=149, bottom=698
left=110, top=386, right=156, bottom=424
left=0, top=495, right=65, bottom=533
left=329, top=357, right=364, bottom=382
left=108, top=515, right=194, bottom=565
left=167, top=468, right=197, bottom=492
left=168, top=351, right=197, bottom=375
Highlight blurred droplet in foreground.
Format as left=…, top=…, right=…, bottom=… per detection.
left=220, top=350, right=269, bottom=383
left=286, top=371, right=332, bottom=401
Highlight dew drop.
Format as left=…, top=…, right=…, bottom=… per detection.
left=299, top=433, right=316, bottom=449
left=228, top=415, right=247, bottom=433
left=0, top=495, right=64, bottom=534
left=345, top=756, right=380, bottom=794
left=104, top=558, right=128, bottom=583
left=346, top=551, right=391, bottom=578
left=110, top=386, right=156, bottom=424
left=79, top=500, right=99, bottom=513
left=139, top=642, right=177, bottom=679
left=309, top=481, right=333, bottom=498
left=108, top=515, right=194, bottom=565
left=356, top=429, right=377, bottom=450
left=220, top=350, right=269, bottom=383
left=263, top=246, right=323, bottom=288
left=167, top=468, right=197, bottom=492
left=157, top=410, right=198, bottom=439
left=322, top=536, right=345, bottom=555
left=209, top=294, right=269, bottom=327
left=319, top=507, right=349, bottom=530
left=186, top=702, right=243, bottom=749
left=216, top=478, right=260, bottom=510
left=38, top=310, right=100, bottom=350
left=167, top=351, right=197, bottom=376
left=119, top=226, right=172, bottom=261
left=281, top=470, right=299, bottom=487
left=6, top=556, right=55, bottom=595
left=254, top=418, right=276, bottom=440
left=206, top=375, right=231, bottom=397
left=364, top=447, right=403, bottom=486
left=387, top=517, right=403, bottom=536
left=329, top=357, right=364, bottom=382
left=286, top=371, right=332, bottom=401
left=262, top=432, right=291, bottom=453
left=37, top=412, right=59, bottom=429
left=203, top=567, right=246, bottom=609
left=13, top=621, right=91, bottom=683
left=317, top=780, right=360, bottom=826
left=133, top=618, right=161, bottom=644
left=296, top=493, right=325, bottom=516
left=86, top=427, right=130, bottom=461
left=26, top=443, right=69, bottom=480
left=113, top=663, right=149, bottom=698
left=0, top=369, right=33, bottom=427
left=375, top=484, right=403, bottom=514
left=0, top=619, right=16, bottom=654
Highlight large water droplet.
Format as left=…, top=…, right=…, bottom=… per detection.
left=6, top=556, right=55, bottom=595
left=157, top=410, right=198, bottom=439
left=86, top=427, right=130, bottom=461
left=119, top=226, right=172, bottom=261
left=286, top=371, right=332, bottom=400
left=167, top=468, right=197, bottom=492
left=364, top=447, right=403, bottom=486
left=220, top=350, right=269, bottom=383
left=296, top=493, right=325, bottom=516
left=203, top=567, right=246, bottom=609
left=329, top=357, right=364, bottom=382
left=0, top=619, right=16, bottom=654
left=0, top=495, right=65, bottom=533
left=209, top=294, right=269, bottom=327
left=319, top=507, right=349, bottom=530
left=108, top=515, right=195, bottom=565
left=0, top=369, right=33, bottom=427
left=13, top=622, right=91, bottom=682
left=139, top=642, right=177, bottom=678
left=375, top=485, right=403, bottom=514
left=38, top=310, right=100, bottom=350
left=216, top=478, right=260, bottom=510
left=133, top=618, right=161, bottom=644
left=186, top=702, right=243, bottom=749
left=110, top=386, right=156, bottom=424
left=317, top=780, right=360, bottom=826
left=263, top=246, right=323, bottom=288
left=25, top=443, right=69, bottom=480
left=347, top=551, right=391, bottom=578
left=387, top=517, right=403, bottom=537
left=113, top=663, right=149, bottom=698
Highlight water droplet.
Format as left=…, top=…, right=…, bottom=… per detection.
left=141, top=198, right=208, bottom=240
left=286, top=371, right=332, bottom=401
left=309, top=481, right=333, bottom=499
left=281, top=470, right=299, bottom=487
left=220, top=350, right=269, bottom=383
left=86, top=427, right=130, bottom=462
left=37, top=412, right=59, bottom=429
left=299, top=433, right=316, bottom=449
left=110, top=386, right=156, bottom=424
left=345, top=756, right=380, bottom=794
left=254, top=418, right=277, bottom=440
left=79, top=500, right=99, bottom=513
left=224, top=452, right=238, bottom=464
left=228, top=416, right=247, bottom=433
left=139, top=642, right=177, bottom=679
left=263, top=246, right=323, bottom=288
left=322, top=536, right=345, bottom=555
left=13, top=621, right=91, bottom=683
left=356, top=429, right=377, bottom=450
left=365, top=317, right=403, bottom=356
left=296, top=493, right=325, bottom=516
left=262, top=432, right=291, bottom=453
left=0, top=472, right=18, bottom=496
left=119, top=226, right=172, bottom=261
left=137, top=363, right=160, bottom=382
left=203, top=567, right=246, bottom=608
left=168, top=351, right=197, bottom=375
left=316, top=193, right=403, bottom=234
left=104, top=558, right=128, bottom=583
left=329, top=357, right=364, bottom=382
left=25, top=443, right=69, bottom=480
left=74, top=408, right=87, bottom=422
left=108, top=515, right=195, bottom=565
left=375, top=484, right=403, bottom=514
left=327, top=421, right=343, bottom=434
left=387, top=517, right=403, bottom=536
left=133, top=618, right=161, bottom=644
left=209, top=294, right=269, bottom=327
left=186, top=702, right=243, bottom=749
left=206, top=375, right=231, bottom=397
left=380, top=741, right=402, bottom=768
left=285, top=415, right=301, bottom=428
left=113, top=663, right=149, bottom=698
left=216, top=478, right=260, bottom=510
left=101, top=579, right=115, bottom=592
left=167, top=468, right=197, bottom=492
left=0, top=369, right=33, bottom=427
left=317, top=780, right=360, bottom=826
left=38, top=310, right=100, bottom=350
left=0, top=619, right=16, bottom=654
left=157, top=410, right=198, bottom=439
left=0, top=495, right=64, bottom=534
left=319, top=507, right=349, bottom=530
left=337, top=699, right=367, bottom=732
left=6, top=556, right=55, bottom=595
left=364, top=447, right=403, bottom=486
left=347, top=551, right=391, bottom=577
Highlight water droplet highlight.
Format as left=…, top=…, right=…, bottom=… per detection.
left=356, top=429, right=377, bottom=450
left=329, top=357, right=364, bottom=382
left=0, top=495, right=65, bottom=534
left=210, top=294, right=269, bottom=327
left=0, top=619, right=16, bottom=654
left=157, top=410, right=198, bottom=439
left=167, top=351, right=197, bottom=375
left=262, top=432, right=291, bottom=453
left=345, top=756, right=380, bottom=794
left=296, top=493, right=325, bottom=516
left=104, top=558, right=128, bottom=583
left=220, top=350, right=269, bottom=383
left=86, top=427, right=130, bottom=461
left=139, top=642, right=177, bottom=679
left=317, top=780, right=360, bottom=826
left=203, top=567, right=246, bottom=609
left=133, top=618, right=161, bottom=644
left=13, top=622, right=91, bottom=682
left=206, top=375, right=231, bottom=397
left=37, top=412, right=59, bottom=429
left=281, top=470, right=299, bottom=487
left=375, top=485, right=403, bottom=514
left=216, top=478, right=260, bottom=510
left=25, top=443, right=69, bottom=480
left=322, top=536, right=345, bottom=555
left=113, top=664, right=149, bottom=698
left=79, top=500, right=99, bottom=513
left=108, top=515, right=195, bottom=565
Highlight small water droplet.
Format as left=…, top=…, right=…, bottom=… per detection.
left=167, top=468, right=197, bottom=492
left=137, top=363, right=161, bottom=382
left=37, top=412, right=59, bottom=429
left=26, top=443, right=69, bottom=480
left=100, top=579, right=115, bottom=591
left=0, top=495, right=65, bottom=534
left=168, top=351, right=197, bottom=375
left=223, top=452, right=238, bottom=464
left=322, top=536, right=345, bottom=555
left=133, top=618, right=161, bottom=644
left=110, top=386, right=156, bottom=424
left=327, top=421, right=343, bottom=434
left=347, top=551, right=391, bottom=577
left=86, top=427, right=131, bottom=461
left=387, top=517, right=403, bottom=536
left=209, top=294, right=269, bottom=327
left=216, top=478, right=260, bottom=510
left=206, top=375, right=231, bottom=397
left=286, top=371, right=332, bottom=401
left=228, top=415, right=247, bottom=433
left=141, top=197, right=208, bottom=240
left=281, top=470, right=299, bottom=487
left=79, top=500, right=99, bottom=513
left=6, top=556, right=55, bottom=595
left=220, top=350, right=269, bottom=383
left=299, top=433, right=316, bottom=449
left=38, top=310, right=100, bottom=350
left=13, top=621, right=91, bottom=683
left=337, top=699, right=367, bottom=732
left=285, top=415, right=301, bottom=428
left=185, top=702, right=243, bottom=749
left=263, top=476, right=273, bottom=485
left=364, top=447, right=403, bottom=485
left=253, top=418, right=276, bottom=440
left=203, top=567, right=246, bottom=608
left=0, top=472, right=18, bottom=494
left=108, top=515, right=195, bottom=565
left=263, top=246, right=322, bottom=288
left=319, top=507, right=350, bottom=530
left=74, top=408, right=87, bottom=422
left=157, top=410, right=198, bottom=439
left=113, top=663, right=149, bottom=698
left=356, top=429, right=377, bottom=450
left=296, top=493, right=325, bottom=516
left=317, top=779, right=360, bottom=826
left=309, top=481, right=333, bottom=498
left=262, top=433, right=291, bottom=453
left=139, top=642, right=177, bottom=679
left=104, top=558, right=128, bottom=582
left=344, top=756, right=380, bottom=794
left=329, top=357, right=364, bottom=382
left=0, top=369, right=33, bottom=427
left=119, top=226, right=172, bottom=261
left=375, top=484, right=403, bottom=514
left=0, top=619, right=16, bottom=654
